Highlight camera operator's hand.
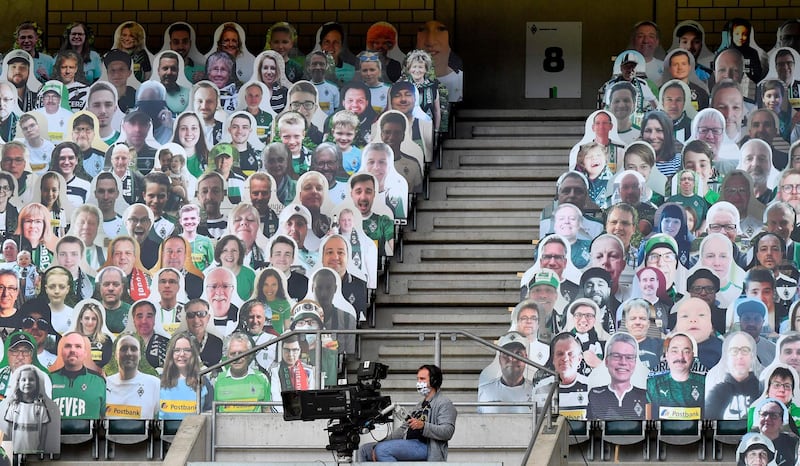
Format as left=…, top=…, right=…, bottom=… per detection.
left=408, top=417, right=425, bottom=430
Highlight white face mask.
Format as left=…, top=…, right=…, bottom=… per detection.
left=416, top=381, right=431, bottom=396
left=295, top=324, right=318, bottom=345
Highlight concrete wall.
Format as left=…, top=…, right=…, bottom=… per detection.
left=196, top=412, right=536, bottom=463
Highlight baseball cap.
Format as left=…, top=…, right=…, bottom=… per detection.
left=497, top=331, right=527, bottom=351
left=735, top=297, right=767, bottom=318
left=390, top=80, right=415, bottom=97
left=72, top=113, right=94, bottom=128
left=8, top=333, right=34, bottom=350
left=528, top=269, right=559, bottom=290
left=686, top=267, right=720, bottom=291
left=40, top=81, right=63, bottom=96
left=103, top=49, right=132, bottom=68
left=292, top=300, right=323, bottom=324
left=619, top=52, right=640, bottom=67
left=123, top=109, right=151, bottom=125
left=279, top=203, right=312, bottom=226
left=210, top=143, right=237, bottom=159
left=644, top=234, right=678, bottom=256
left=676, top=23, right=702, bottom=39
left=5, top=50, right=31, bottom=65
left=580, top=267, right=611, bottom=286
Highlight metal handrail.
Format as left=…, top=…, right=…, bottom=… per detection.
left=199, top=328, right=560, bottom=463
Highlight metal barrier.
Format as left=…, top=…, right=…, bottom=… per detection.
left=198, top=328, right=559, bottom=463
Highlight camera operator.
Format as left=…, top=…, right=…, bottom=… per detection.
left=358, top=364, right=457, bottom=462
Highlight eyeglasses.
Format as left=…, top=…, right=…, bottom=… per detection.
left=0, top=186, right=11, bottom=193
left=689, top=285, right=716, bottom=294
left=573, top=312, right=596, bottom=320
left=518, top=316, right=539, bottom=323
left=0, top=285, right=19, bottom=294
left=723, top=187, right=748, bottom=195
left=708, top=223, right=737, bottom=232
left=206, top=284, right=233, bottom=291
left=607, top=352, right=636, bottom=363
left=126, top=216, right=151, bottom=225
left=186, top=310, right=209, bottom=319
left=770, top=381, right=793, bottom=391
left=8, top=347, right=32, bottom=355
left=290, top=101, right=315, bottom=111
left=647, top=252, right=676, bottom=263
left=697, top=127, right=724, bottom=136
left=22, top=317, right=50, bottom=331
left=728, top=346, right=753, bottom=356
left=541, top=254, right=566, bottom=262
left=781, top=184, right=800, bottom=194
left=759, top=411, right=782, bottom=420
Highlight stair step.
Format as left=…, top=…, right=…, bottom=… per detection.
left=457, top=108, right=593, bottom=121
left=472, top=125, right=584, bottom=137
left=446, top=185, right=556, bottom=198
left=420, top=247, right=531, bottom=260
left=429, top=168, right=566, bottom=180
left=388, top=262, right=532, bottom=274
left=379, top=345, right=496, bottom=357
left=459, top=154, right=568, bottom=167
left=392, top=313, right=510, bottom=324
left=432, top=216, right=535, bottom=229
left=444, top=138, right=575, bottom=149
left=378, top=293, right=517, bottom=306
left=403, top=231, right=537, bottom=243
left=407, top=279, right=520, bottom=292
left=369, top=359, right=496, bottom=373
left=418, top=200, right=546, bottom=211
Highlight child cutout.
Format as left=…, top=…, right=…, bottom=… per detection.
left=0, top=364, right=60, bottom=455
left=13, top=251, right=38, bottom=304
left=575, top=142, right=612, bottom=210
left=330, top=110, right=362, bottom=175
left=275, top=111, right=312, bottom=175
left=32, top=171, right=70, bottom=239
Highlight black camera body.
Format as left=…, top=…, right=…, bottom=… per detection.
left=281, top=361, right=392, bottom=460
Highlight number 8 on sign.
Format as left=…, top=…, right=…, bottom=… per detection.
left=543, top=47, right=565, bottom=73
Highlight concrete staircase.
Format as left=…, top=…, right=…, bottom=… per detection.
left=357, top=109, right=587, bottom=406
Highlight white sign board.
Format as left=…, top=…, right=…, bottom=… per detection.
left=525, top=22, right=582, bottom=98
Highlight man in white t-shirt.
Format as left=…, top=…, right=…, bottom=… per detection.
left=105, top=334, right=160, bottom=419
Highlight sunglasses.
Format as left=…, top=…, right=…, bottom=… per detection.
left=22, top=317, right=50, bottom=332
left=186, top=310, right=209, bottom=319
